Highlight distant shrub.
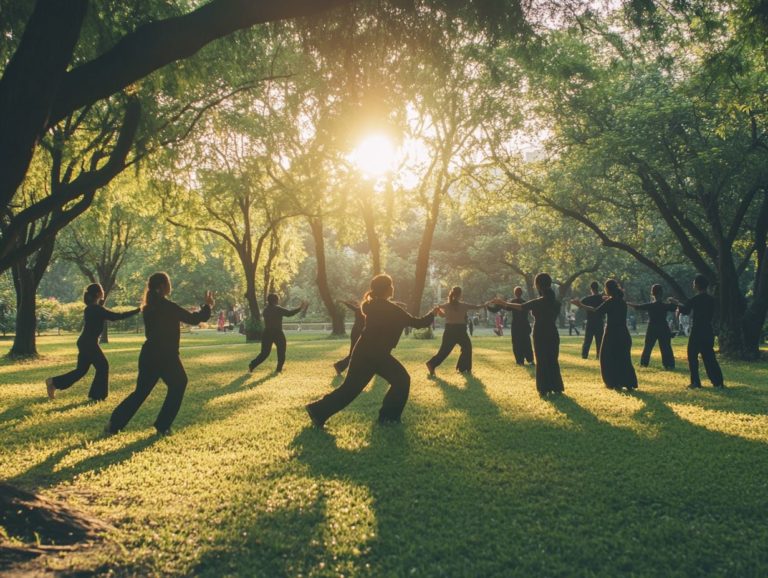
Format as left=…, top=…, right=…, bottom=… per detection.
left=412, top=327, right=435, bottom=340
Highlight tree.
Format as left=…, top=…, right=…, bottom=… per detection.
left=493, top=5, right=768, bottom=358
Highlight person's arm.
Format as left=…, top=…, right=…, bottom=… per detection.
left=669, top=295, right=692, bottom=315
left=278, top=305, right=303, bottom=317
left=173, top=291, right=214, bottom=325
left=396, top=303, right=439, bottom=329
left=342, top=300, right=360, bottom=313
left=100, top=305, right=141, bottom=321
left=572, top=297, right=608, bottom=314
left=491, top=297, right=523, bottom=311
left=627, top=302, right=650, bottom=310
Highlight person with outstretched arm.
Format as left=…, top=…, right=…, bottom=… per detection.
left=334, top=299, right=365, bottom=376
left=46, top=283, right=140, bottom=401
left=306, top=274, right=439, bottom=427
left=492, top=273, right=564, bottom=396
left=628, top=284, right=676, bottom=370
left=248, top=294, right=308, bottom=374
left=487, top=286, right=534, bottom=366
left=426, top=286, right=489, bottom=376
left=668, top=275, right=725, bottom=389
left=580, top=281, right=605, bottom=359
left=573, top=279, right=638, bottom=391
left=105, top=272, right=213, bottom=435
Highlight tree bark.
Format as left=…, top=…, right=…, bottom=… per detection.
left=309, top=217, right=345, bottom=335
left=10, top=263, right=38, bottom=357
left=360, top=197, right=381, bottom=274
left=243, top=261, right=262, bottom=342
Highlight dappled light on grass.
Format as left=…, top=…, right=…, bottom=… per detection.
left=2, top=333, right=767, bottom=575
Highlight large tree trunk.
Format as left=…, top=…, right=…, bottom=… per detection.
left=714, top=246, right=750, bottom=359
left=360, top=198, right=381, bottom=275
left=10, top=263, right=38, bottom=357
left=410, top=216, right=439, bottom=315
left=243, top=264, right=262, bottom=342
left=309, top=217, right=345, bottom=335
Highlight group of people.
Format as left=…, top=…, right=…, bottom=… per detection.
left=46, top=270, right=725, bottom=435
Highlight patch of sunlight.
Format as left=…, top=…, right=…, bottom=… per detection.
left=575, top=392, right=661, bottom=439
left=53, top=430, right=155, bottom=472
left=184, top=351, right=251, bottom=367
left=204, top=380, right=273, bottom=408
left=668, top=403, right=768, bottom=444
left=320, top=479, right=378, bottom=566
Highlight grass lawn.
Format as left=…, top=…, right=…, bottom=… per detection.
left=1, top=330, right=767, bottom=577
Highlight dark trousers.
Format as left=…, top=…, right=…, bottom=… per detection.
left=109, top=347, right=188, bottom=433
left=427, top=324, right=472, bottom=372
left=51, top=340, right=109, bottom=400
left=640, top=324, right=675, bottom=369
left=582, top=324, right=603, bottom=359
left=250, top=328, right=287, bottom=371
left=568, top=323, right=580, bottom=336
left=334, top=330, right=362, bottom=375
left=511, top=325, right=534, bottom=364
left=687, top=332, right=724, bottom=387
left=308, top=352, right=411, bottom=423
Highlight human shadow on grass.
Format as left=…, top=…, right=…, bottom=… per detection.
left=8, top=433, right=159, bottom=489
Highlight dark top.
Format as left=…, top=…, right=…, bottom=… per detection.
left=581, top=294, right=605, bottom=328
left=80, top=304, right=140, bottom=343
left=595, top=297, right=627, bottom=329
left=358, top=298, right=434, bottom=354
left=505, top=297, right=532, bottom=329
left=677, top=293, right=716, bottom=336
left=635, top=300, right=675, bottom=327
left=520, top=296, right=561, bottom=329
left=263, top=303, right=302, bottom=331
left=143, top=298, right=211, bottom=354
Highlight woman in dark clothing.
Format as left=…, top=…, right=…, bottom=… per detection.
left=628, top=284, right=676, bottom=369
left=572, top=279, right=638, bottom=391
left=669, top=275, right=725, bottom=389
left=487, top=286, right=534, bottom=366
left=106, top=273, right=213, bottom=435
left=46, top=284, right=140, bottom=401
left=248, top=294, right=307, bottom=373
left=492, top=273, right=564, bottom=396
left=334, top=300, right=365, bottom=375
left=306, top=274, right=439, bottom=427
left=426, top=286, right=489, bottom=376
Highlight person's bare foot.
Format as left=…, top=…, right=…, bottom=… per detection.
left=425, top=362, right=436, bottom=377
left=45, top=378, right=55, bottom=400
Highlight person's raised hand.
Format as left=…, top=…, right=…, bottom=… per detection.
left=570, top=298, right=580, bottom=306
left=204, top=290, right=215, bottom=308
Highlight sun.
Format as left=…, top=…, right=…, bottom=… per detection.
left=350, top=134, right=396, bottom=177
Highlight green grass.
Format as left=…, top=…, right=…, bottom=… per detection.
left=1, top=331, right=767, bottom=577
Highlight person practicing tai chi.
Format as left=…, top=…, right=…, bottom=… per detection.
left=105, top=273, right=213, bottom=436
left=334, top=299, right=365, bottom=376
left=572, top=279, right=637, bottom=391
left=492, top=273, right=564, bottom=396
left=306, top=274, right=439, bottom=428
left=628, top=284, right=676, bottom=370
left=668, top=275, right=725, bottom=389
left=45, top=284, right=140, bottom=401
left=248, top=294, right=308, bottom=374
left=425, top=286, right=489, bottom=376
left=487, top=286, right=533, bottom=366
left=580, top=281, right=605, bottom=359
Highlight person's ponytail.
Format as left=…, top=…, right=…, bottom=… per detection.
left=142, top=272, right=171, bottom=311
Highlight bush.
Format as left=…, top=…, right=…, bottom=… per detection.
left=411, top=327, right=435, bottom=340
left=245, top=317, right=263, bottom=342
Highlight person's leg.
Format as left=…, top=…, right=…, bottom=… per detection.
left=275, top=331, right=287, bottom=372
left=687, top=338, right=702, bottom=387
left=581, top=329, right=593, bottom=359
left=427, top=328, right=458, bottom=370
left=659, top=331, right=675, bottom=369
left=334, top=355, right=351, bottom=375
left=51, top=346, right=92, bottom=391
left=249, top=332, right=274, bottom=371
left=154, top=357, right=189, bottom=433
left=377, top=356, right=412, bottom=422
left=108, top=350, right=159, bottom=432
left=87, top=346, right=110, bottom=400
left=307, top=355, right=376, bottom=425
left=640, top=328, right=656, bottom=367
left=699, top=335, right=724, bottom=386
left=512, top=329, right=524, bottom=364
left=455, top=330, right=473, bottom=372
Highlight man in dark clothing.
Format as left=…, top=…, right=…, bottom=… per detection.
left=580, top=281, right=605, bottom=359
left=669, top=275, right=725, bottom=389
left=628, top=284, right=676, bottom=369
left=248, top=294, right=307, bottom=373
